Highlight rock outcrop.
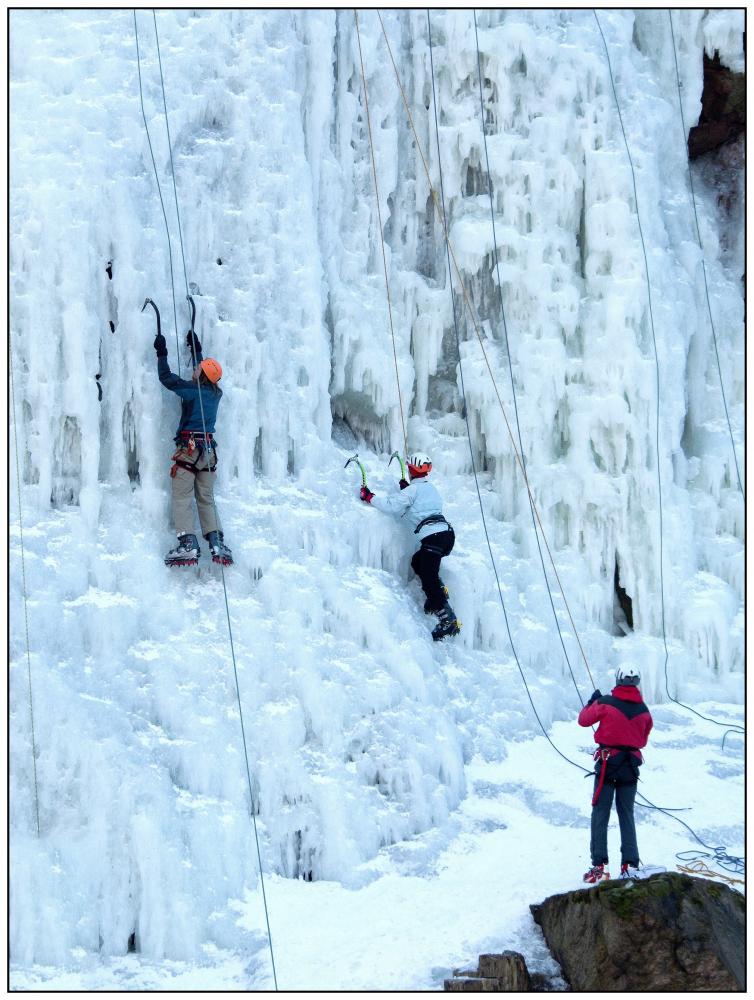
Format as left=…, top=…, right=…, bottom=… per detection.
left=443, top=951, right=563, bottom=992
left=530, top=872, right=744, bottom=991
left=689, top=52, right=745, bottom=159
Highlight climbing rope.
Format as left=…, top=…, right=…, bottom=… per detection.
left=137, top=13, right=278, bottom=987
left=133, top=11, right=182, bottom=365
left=676, top=856, right=745, bottom=885
left=668, top=11, right=744, bottom=499
left=472, top=10, right=586, bottom=708
left=593, top=11, right=743, bottom=738
left=10, top=346, right=41, bottom=838
left=354, top=10, right=409, bottom=459
left=425, top=12, right=591, bottom=773
left=378, top=10, right=596, bottom=695
left=152, top=11, right=194, bottom=340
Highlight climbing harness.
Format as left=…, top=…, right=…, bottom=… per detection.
left=136, top=12, right=278, bottom=987
left=10, top=344, right=41, bottom=837
left=472, top=10, right=587, bottom=710
left=353, top=10, right=409, bottom=460
left=590, top=749, right=611, bottom=806
left=668, top=11, right=744, bottom=499
left=594, top=10, right=743, bottom=740
left=414, top=514, right=449, bottom=535
left=344, top=453, right=369, bottom=488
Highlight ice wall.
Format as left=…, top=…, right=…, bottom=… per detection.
left=10, top=8, right=744, bottom=968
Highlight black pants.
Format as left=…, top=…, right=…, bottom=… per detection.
left=411, top=529, right=455, bottom=612
left=590, top=754, right=641, bottom=866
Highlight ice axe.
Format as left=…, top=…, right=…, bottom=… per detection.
left=388, top=451, right=408, bottom=482
left=141, top=297, right=161, bottom=337
left=186, top=294, right=199, bottom=365
left=344, top=453, right=368, bottom=488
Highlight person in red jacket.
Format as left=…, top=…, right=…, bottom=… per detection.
left=578, top=664, right=653, bottom=883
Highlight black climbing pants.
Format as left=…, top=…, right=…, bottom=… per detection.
left=411, top=529, right=455, bottom=612
left=590, top=778, right=639, bottom=866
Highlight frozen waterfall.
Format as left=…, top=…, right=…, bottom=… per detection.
left=10, top=8, right=744, bottom=987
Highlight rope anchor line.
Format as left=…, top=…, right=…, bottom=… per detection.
left=377, top=9, right=595, bottom=694
left=134, top=10, right=279, bottom=988
left=472, top=8, right=588, bottom=709
left=354, top=9, right=409, bottom=461
left=668, top=11, right=744, bottom=500
left=593, top=10, right=743, bottom=738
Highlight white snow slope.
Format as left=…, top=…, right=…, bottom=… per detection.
left=10, top=8, right=744, bottom=990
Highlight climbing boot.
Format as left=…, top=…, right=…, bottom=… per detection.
left=619, top=863, right=639, bottom=880
left=165, top=533, right=200, bottom=567
left=207, top=530, right=233, bottom=566
left=432, top=601, right=461, bottom=641
left=424, top=582, right=449, bottom=615
left=583, top=863, right=610, bottom=884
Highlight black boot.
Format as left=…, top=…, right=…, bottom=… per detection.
left=432, top=601, right=461, bottom=641
left=424, top=582, right=449, bottom=615
left=165, top=533, right=200, bottom=567
left=207, top=530, right=233, bottom=566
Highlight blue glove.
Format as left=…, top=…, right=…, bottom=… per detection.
left=587, top=689, right=602, bottom=706
left=154, top=333, right=168, bottom=357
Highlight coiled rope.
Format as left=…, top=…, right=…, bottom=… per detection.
left=668, top=11, right=744, bottom=499
left=135, top=11, right=278, bottom=987
left=10, top=346, right=41, bottom=837
left=593, top=10, right=743, bottom=738
left=354, top=9, right=409, bottom=459
left=472, top=10, right=586, bottom=708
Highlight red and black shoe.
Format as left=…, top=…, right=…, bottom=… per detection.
left=583, top=863, right=610, bottom=884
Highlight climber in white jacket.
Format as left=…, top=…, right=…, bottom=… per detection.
left=359, top=453, right=460, bottom=641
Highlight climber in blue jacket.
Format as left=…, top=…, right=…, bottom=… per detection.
left=144, top=297, right=233, bottom=568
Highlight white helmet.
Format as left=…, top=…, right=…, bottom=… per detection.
left=407, top=453, right=432, bottom=477
left=615, top=664, right=640, bottom=687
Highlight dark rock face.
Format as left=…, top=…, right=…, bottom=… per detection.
left=530, top=872, right=744, bottom=991
left=689, top=52, right=745, bottom=160
left=444, top=951, right=532, bottom=992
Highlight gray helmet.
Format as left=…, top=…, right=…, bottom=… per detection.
left=615, top=664, right=640, bottom=687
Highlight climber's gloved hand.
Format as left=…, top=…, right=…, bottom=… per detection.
left=587, top=689, right=602, bottom=706
left=399, top=478, right=409, bottom=490
left=186, top=330, right=202, bottom=358
left=360, top=486, right=374, bottom=503
left=154, top=333, right=168, bottom=357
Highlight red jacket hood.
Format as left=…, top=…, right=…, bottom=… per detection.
left=612, top=685, right=643, bottom=702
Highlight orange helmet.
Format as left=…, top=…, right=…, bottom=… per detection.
left=198, top=358, right=222, bottom=383
left=407, top=453, right=432, bottom=478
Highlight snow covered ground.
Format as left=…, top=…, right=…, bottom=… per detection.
left=10, top=7, right=744, bottom=991
left=12, top=704, right=743, bottom=991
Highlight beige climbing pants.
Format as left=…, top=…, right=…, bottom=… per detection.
left=171, top=446, right=221, bottom=538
